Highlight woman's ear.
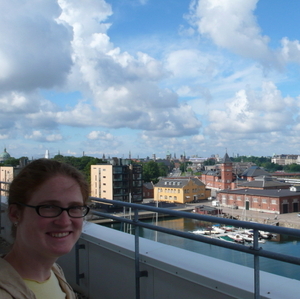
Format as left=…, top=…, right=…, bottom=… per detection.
left=8, top=204, right=22, bottom=224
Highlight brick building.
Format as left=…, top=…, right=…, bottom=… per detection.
left=217, top=186, right=300, bottom=214
left=200, top=153, right=236, bottom=190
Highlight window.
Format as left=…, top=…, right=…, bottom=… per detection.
left=253, top=198, right=258, bottom=202
left=103, top=183, right=106, bottom=186
left=262, top=199, right=267, bottom=203
left=271, top=199, right=276, bottom=205
left=174, top=196, right=177, bottom=200
left=103, top=176, right=106, bottom=178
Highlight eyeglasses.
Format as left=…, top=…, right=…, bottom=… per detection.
left=15, top=202, right=90, bottom=218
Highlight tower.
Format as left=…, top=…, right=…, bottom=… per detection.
left=220, top=152, right=233, bottom=189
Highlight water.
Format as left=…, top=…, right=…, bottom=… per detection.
left=104, top=217, right=300, bottom=280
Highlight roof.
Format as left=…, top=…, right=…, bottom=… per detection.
left=143, top=182, right=154, bottom=189
left=219, top=188, right=300, bottom=198
left=155, top=177, right=205, bottom=188
left=202, top=169, right=220, bottom=177
left=222, top=153, right=232, bottom=164
left=238, top=176, right=291, bottom=188
left=241, top=166, right=270, bottom=177
left=0, top=148, right=11, bottom=161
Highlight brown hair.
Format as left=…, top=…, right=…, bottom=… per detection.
left=8, top=159, right=89, bottom=206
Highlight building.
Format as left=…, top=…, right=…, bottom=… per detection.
left=217, top=186, right=300, bottom=214
left=194, top=205, right=223, bottom=216
left=0, top=166, right=24, bottom=196
left=0, top=148, right=11, bottom=163
left=200, top=153, right=236, bottom=190
left=90, top=158, right=143, bottom=203
left=240, top=165, right=271, bottom=182
left=271, top=154, right=299, bottom=165
left=143, top=182, right=154, bottom=199
left=237, top=175, right=291, bottom=190
left=154, top=177, right=210, bottom=204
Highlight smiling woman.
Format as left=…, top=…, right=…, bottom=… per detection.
left=0, top=159, right=90, bottom=299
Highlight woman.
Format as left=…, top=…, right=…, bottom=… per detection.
left=0, top=159, right=90, bottom=298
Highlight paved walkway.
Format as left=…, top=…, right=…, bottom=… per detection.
left=186, top=200, right=300, bottom=229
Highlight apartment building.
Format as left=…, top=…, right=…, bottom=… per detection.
left=0, top=167, right=14, bottom=196
left=90, top=158, right=143, bottom=203
left=271, top=154, right=300, bottom=165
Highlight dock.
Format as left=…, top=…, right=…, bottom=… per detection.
left=90, top=205, right=194, bottom=224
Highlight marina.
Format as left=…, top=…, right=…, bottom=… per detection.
left=104, top=215, right=300, bottom=281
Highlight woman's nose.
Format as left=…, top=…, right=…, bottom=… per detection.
left=54, top=210, right=72, bottom=225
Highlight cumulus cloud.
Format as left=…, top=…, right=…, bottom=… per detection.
left=207, top=81, right=296, bottom=136
left=188, top=0, right=283, bottom=70
left=0, top=0, right=73, bottom=92
left=25, top=131, right=63, bottom=142
left=281, top=38, right=300, bottom=64
left=87, top=131, right=114, bottom=140
left=55, top=0, right=201, bottom=135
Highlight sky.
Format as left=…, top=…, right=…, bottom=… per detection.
left=1, top=0, right=300, bottom=160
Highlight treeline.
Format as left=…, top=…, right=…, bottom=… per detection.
left=230, top=156, right=300, bottom=172
left=0, top=155, right=105, bottom=183
left=1, top=155, right=170, bottom=184
left=52, top=155, right=105, bottom=182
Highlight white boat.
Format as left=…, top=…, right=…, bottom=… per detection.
left=212, top=226, right=226, bottom=234
left=240, top=234, right=266, bottom=244
left=228, top=233, right=245, bottom=244
left=259, top=231, right=273, bottom=239
left=191, top=230, right=208, bottom=235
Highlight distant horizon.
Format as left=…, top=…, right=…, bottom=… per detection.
left=0, top=147, right=291, bottom=161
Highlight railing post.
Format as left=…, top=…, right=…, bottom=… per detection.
left=134, top=208, right=148, bottom=299
left=75, top=242, right=85, bottom=285
left=134, top=208, right=141, bottom=299
left=252, top=229, right=260, bottom=299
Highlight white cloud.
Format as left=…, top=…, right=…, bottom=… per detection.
left=281, top=38, right=300, bottom=64
left=207, top=81, right=296, bottom=135
left=87, top=131, right=114, bottom=140
left=25, top=131, right=63, bottom=142
left=188, top=0, right=283, bottom=70
left=0, top=0, right=73, bottom=92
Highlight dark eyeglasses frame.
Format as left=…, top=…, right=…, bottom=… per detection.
left=14, top=202, right=90, bottom=218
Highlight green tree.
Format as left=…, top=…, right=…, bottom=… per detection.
left=203, top=158, right=216, bottom=166
left=158, top=162, right=168, bottom=177
left=284, top=163, right=300, bottom=172
left=143, top=161, right=160, bottom=183
left=3, top=157, right=20, bottom=167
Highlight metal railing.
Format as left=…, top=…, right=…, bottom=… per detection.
left=89, top=197, right=300, bottom=299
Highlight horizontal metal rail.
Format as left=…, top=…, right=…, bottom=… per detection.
left=90, top=197, right=300, bottom=299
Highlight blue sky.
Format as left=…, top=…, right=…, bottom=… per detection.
left=1, top=0, right=300, bottom=160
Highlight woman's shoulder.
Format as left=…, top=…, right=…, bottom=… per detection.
left=0, top=257, right=35, bottom=298
left=0, top=289, right=13, bottom=299
left=0, top=287, right=14, bottom=299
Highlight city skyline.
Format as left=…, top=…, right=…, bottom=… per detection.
left=1, top=0, right=300, bottom=159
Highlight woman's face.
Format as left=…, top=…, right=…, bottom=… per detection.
left=12, top=175, right=84, bottom=260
